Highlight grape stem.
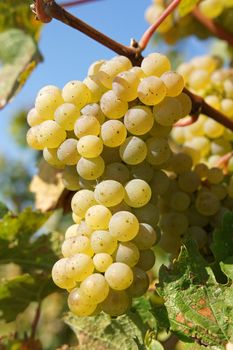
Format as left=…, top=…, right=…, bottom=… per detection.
left=192, top=8, right=233, bottom=47
left=59, top=0, right=103, bottom=8
left=138, top=0, right=182, bottom=51
left=174, top=114, right=199, bottom=127
left=215, top=151, right=233, bottom=174
left=30, top=302, right=41, bottom=340
left=33, top=1, right=233, bottom=134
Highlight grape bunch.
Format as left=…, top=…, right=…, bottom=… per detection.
left=172, top=55, right=233, bottom=171
left=26, top=52, right=193, bottom=317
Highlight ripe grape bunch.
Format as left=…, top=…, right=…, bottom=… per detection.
left=26, top=52, right=192, bottom=317
left=172, top=55, right=233, bottom=171
left=145, top=0, right=233, bottom=29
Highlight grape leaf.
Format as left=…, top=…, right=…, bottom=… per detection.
left=0, top=273, right=56, bottom=322
left=0, top=0, right=42, bottom=38
left=220, top=257, right=233, bottom=281
left=157, top=240, right=233, bottom=348
left=0, top=208, right=58, bottom=272
left=178, top=0, right=199, bottom=17
left=64, top=312, right=147, bottom=350
left=211, top=212, right=233, bottom=263
left=0, top=29, right=42, bottom=109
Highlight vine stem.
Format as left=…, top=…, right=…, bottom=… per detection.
left=30, top=302, right=41, bottom=340
left=33, top=0, right=233, bottom=131
left=192, top=8, right=233, bottom=47
left=59, top=0, right=102, bottom=8
left=138, top=0, right=182, bottom=51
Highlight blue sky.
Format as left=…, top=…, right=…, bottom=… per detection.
left=0, top=0, right=210, bottom=161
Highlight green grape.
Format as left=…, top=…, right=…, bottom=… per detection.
left=136, top=249, right=155, bottom=271
left=43, top=148, right=64, bottom=168
left=100, top=120, right=127, bottom=147
left=124, top=106, right=154, bottom=135
left=37, top=120, right=66, bottom=148
left=130, top=161, right=154, bottom=182
left=203, top=119, right=224, bottom=139
left=83, top=76, right=107, bottom=103
left=160, top=71, right=184, bottom=97
left=104, top=162, right=130, bottom=183
left=105, top=262, right=133, bottom=290
left=109, top=211, right=139, bottom=242
left=198, top=0, right=224, bottom=18
left=119, top=136, right=147, bottom=165
left=191, top=55, right=218, bottom=73
left=211, top=138, right=232, bottom=155
left=138, top=76, right=167, bottom=105
left=93, top=253, right=113, bottom=272
left=71, top=189, right=96, bottom=218
left=90, top=230, right=117, bottom=254
left=127, top=267, right=149, bottom=297
left=206, top=167, right=224, bottom=184
left=62, top=80, right=90, bottom=109
left=177, top=63, right=193, bottom=83
left=134, top=203, right=159, bottom=227
left=160, top=212, right=189, bottom=236
left=62, top=236, right=94, bottom=257
left=76, top=156, right=105, bottom=180
left=124, top=179, right=152, bottom=208
left=146, top=137, right=171, bottom=165
left=129, top=66, right=146, bottom=79
left=195, top=190, right=220, bottom=216
left=65, top=224, right=80, bottom=239
left=85, top=204, right=112, bottom=230
left=178, top=171, right=201, bottom=193
left=185, top=205, right=209, bottom=227
left=101, top=289, right=131, bottom=316
left=74, top=115, right=100, bottom=138
left=57, top=139, right=80, bottom=165
left=88, top=59, right=105, bottom=76
left=54, top=103, right=80, bottom=131
left=153, top=96, right=182, bottom=126
left=52, top=258, right=76, bottom=289
left=99, top=90, right=128, bottom=120
left=62, top=166, right=81, bottom=191
left=74, top=220, right=93, bottom=238
left=26, top=127, right=44, bottom=150
left=170, top=191, right=191, bottom=211
left=149, top=121, right=172, bottom=138
left=81, top=103, right=105, bottom=124
left=97, top=56, right=132, bottom=89
left=221, top=99, right=233, bottom=118
left=141, top=53, right=171, bottom=77
left=113, top=242, right=140, bottom=267
left=35, top=88, right=63, bottom=119
left=27, top=108, right=46, bottom=126
left=176, top=93, right=192, bottom=118
left=150, top=170, right=170, bottom=196
left=94, top=180, right=125, bottom=207
left=72, top=213, right=82, bottom=224
left=68, top=288, right=97, bottom=316
left=77, top=135, right=103, bottom=158
left=185, top=136, right=210, bottom=157
left=112, top=70, right=140, bottom=101
left=188, top=69, right=210, bottom=90
left=194, top=163, right=208, bottom=179
left=170, top=153, right=193, bottom=174
left=66, top=253, right=94, bottom=281
left=185, top=226, right=208, bottom=249
left=80, top=273, right=109, bottom=303
left=205, top=95, right=220, bottom=109
left=133, top=223, right=157, bottom=250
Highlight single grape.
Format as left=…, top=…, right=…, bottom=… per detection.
left=52, top=258, right=76, bottom=289
left=66, top=253, right=94, bottom=281
left=62, top=236, right=94, bottom=257
left=68, top=288, right=97, bottom=316
left=136, top=249, right=155, bottom=271
left=80, top=273, right=109, bottom=303
left=62, top=80, right=90, bottom=109
left=124, top=106, right=154, bottom=135
left=127, top=267, right=149, bottom=297
left=113, top=242, right=140, bottom=267
left=119, top=136, right=147, bottom=165
left=74, top=115, right=100, bottom=138
left=93, top=253, right=113, bottom=272
left=101, top=289, right=131, bottom=316
left=77, top=135, right=103, bottom=158
left=91, top=230, right=117, bottom=254
left=124, top=179, right=152, bottom=208
left=105, top=262, right=133, bottom=290
left=141, top=53, right=171, bottom=77
left=100, top=90, right=128, bottom=119
left=85, top=204, right=112, bottom=230
left=76, top=156, right=105, bottom=180
left=100, top=120, right=127, bottom=147
left=133, top=223, right=157, bottom=250
left=57, top=139, right=80, bottom=165
left=54, top=103, right=80, bottom=130
left=138, top=76, right=167, bottom=105
left=71, top=189, right=96, bottom=218
left=109, top=211, right=139, bottom=242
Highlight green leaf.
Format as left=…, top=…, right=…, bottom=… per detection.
left=220, top=257, right=233, bottom=280
left=0, top=202, right=8, bottom=218
left=0, top=29, right=42, bottom=109
left=0, top=208, right=58, bottom=272
left=132, top=297, right=157, bottom=331
left=211, top=212, right=233, bottom=262
left=64, top=312, right=147, bottom=350
left=178, top=0, right=199, bottom=17
left=0, top=0, right=42, bottom=38
left=157, top=240, right=233, bottom=348
left=0, top=273, right=56, bottom=322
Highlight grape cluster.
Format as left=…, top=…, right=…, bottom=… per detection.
left=26, top=52, right=193, bottom=317
left=145, top=0, right=233, bottom=28
left=172, top=55, right=233, bottom=171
